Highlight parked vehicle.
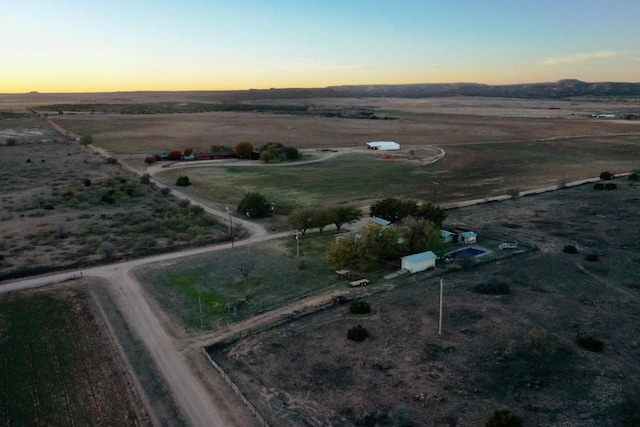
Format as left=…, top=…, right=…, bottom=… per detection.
left=349, top=279, right=370, bottom=287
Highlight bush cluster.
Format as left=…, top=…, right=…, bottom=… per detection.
left=599, top=171, right=613, bottom=180
left=485, top=408, right=523, bottom=427
left=474, top=276, right=510, bottom=295
left=347, top=324, right=369, bottom=341
left=594, top=182, right=617, bottom=190
left=563, top=245, right=578, bottom=254
left=585, top=253, right=598, bottom=262
left=576, top=332, right=604, bottom=352
left=350, top=300, right=371, bottom=314
left=175, top=176, right=190, bottom=186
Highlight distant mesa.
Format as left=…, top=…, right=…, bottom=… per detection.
left=27, top=91, right=40, bottom=94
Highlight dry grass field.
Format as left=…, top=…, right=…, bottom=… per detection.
left=47, top=96, right=640, bottom=209
left=1, top=94, right=638, bottom=426
left=0, top=284, right=149, bottom=426
left=208, top=180, right=640, bottom=426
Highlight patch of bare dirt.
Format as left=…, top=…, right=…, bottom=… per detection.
left=208, top=180, right=640, bottom=426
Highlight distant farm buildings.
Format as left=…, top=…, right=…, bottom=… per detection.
left=366, top=141, right=400, bottom=151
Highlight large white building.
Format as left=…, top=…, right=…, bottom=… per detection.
left=366, top=141, right=400, bottom=151
left=401, top=251, right=438, bottom=273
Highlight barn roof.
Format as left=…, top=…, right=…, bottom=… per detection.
left=402, top=250, right=438, bottom=263
left=366, top=141, right=400, bottom=150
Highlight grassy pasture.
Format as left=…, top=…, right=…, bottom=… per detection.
left=133, top=234, right=379, bottom=331
left=153, top=134, right=640, bottom=209
left=0, top=287, right=143, bottom=426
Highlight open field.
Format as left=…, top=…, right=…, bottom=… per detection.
left=133, top=234, right=360, bottom=332
left=46, top=96, right=640, bottom=209
left=207, top=180, right=640, bottom=426
left=0, top=113, right=229, bottom=281
left=1, top=95, right=639, bottom=426
left=152, top=135, right=639, bottom=209
left=0, top=284, right=148, bottom=426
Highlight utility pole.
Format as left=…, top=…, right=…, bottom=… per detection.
left=199, top=296, right=203, bottom=328
left=225, top=207, right=234, bottom=248
left=438, top=279, right=443, bottom=336
left=294, top=230, right=301, bottom=258
left=432, top=181, right=439, bottom=203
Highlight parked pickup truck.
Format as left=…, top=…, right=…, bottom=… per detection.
left=348, top=279, right=370, bottom=287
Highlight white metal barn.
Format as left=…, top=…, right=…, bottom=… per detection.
left=401, top=251, right=438, bottom=273
left=366, top=141, right=400, bottom=150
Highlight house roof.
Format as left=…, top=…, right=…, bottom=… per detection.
left=371, top=216, right=391, bottom=226
left=402, top=250, right=438, bottom=263
left=460, top=231, right=477, bottom=238
left=441, top=230, right=454, bottom=237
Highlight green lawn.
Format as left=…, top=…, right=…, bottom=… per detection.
left=155, top=137, right=640, bottom=209
left=134, top=234, right=389, bottom=330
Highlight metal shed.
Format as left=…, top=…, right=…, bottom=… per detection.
left=366, top=141, right=400, bottom=150
left=401, top=251, right=439, bottom=273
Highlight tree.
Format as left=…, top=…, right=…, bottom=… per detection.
left=310, top=208, right=336, bottom=233
left=398, top=217, right=442, bottom=254
left=327, top=224, right=405, bottom=271
left=414, top=202, right=447, bottom=227
left=327, top=234, right=361, bottom=270
left=370, top=197, right=417, bottom=223
left=284, top=146, right=300, bottom=160
left=144, top=154, right=156, bottom=165
left=287, top=207, right=316, bottom=235
left=237, top=192, right=271, bottom=218
left=183, top=147, right=194, bottom=156
left=234, top=141, right=254, bottom=159
left=176, top=176, right=191, bottom=186
left=259, top=150, right=277, bottom=163
left=333, top=205, right=362, bottom=231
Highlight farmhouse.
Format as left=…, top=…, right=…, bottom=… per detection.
left=366, top=141, right=400, bottom=151
left=401, top=251, right=438, bottom=273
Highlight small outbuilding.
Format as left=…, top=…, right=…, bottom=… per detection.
left=371, top=216, right=392, bottom=226
left=366, top=141, right=400, bottom=151
left=459, top=231, right=477, bottom=245
left=401, top=251, right=439, bottom=274
left=441, top=230, right=455, bottom=244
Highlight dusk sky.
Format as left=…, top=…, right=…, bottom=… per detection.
left=2, top=0, right=639, bottom=93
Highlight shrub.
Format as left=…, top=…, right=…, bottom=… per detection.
left=474, top=276, right=510, bottom=295
left=140, top=173, right=151, bottom=184
left=485, top=408, right=523, bottom=427
left=160, top=187, right=171, bottom=196
left=106, top=157, right=118, bottom=165
left=144, top=155, right=156, bottom=165
left=347, top=324, right=369, bottom=341
left=350, top=300, right=371, bottom=314
left=6, top=137, right=16, bottom=146
left=585, top=253, right=598, bottom=262
left=237, top=192, right=271, bottom=218
left=599, top=171, right=613, bottom=180
left=604, top=183, right=617, bottom=190
left=576, top=332, right=604, bottom=352
left=563, top=245, right=578, bottom=254
left=593, top=183, right=604, bottom=190
left=176, top=176, right=191, bottom=186
left=629, top=173, right=639, bottom=181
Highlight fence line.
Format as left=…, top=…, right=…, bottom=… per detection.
left=201, top=347, right=269, bottom=427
